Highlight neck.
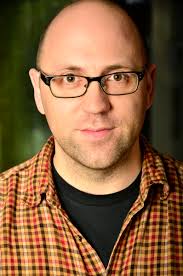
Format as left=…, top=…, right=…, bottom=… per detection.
left=53, top=139, right=142, bottom=195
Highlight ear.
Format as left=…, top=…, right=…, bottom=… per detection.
left=29, top=68, right=45, bottom=115
left=145, top=63, right=156, bottom=110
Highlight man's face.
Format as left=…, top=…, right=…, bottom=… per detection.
left=30, top=2, right=155, bottom=170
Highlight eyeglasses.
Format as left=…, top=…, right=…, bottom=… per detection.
left=39, top=68, right=146, bottom=98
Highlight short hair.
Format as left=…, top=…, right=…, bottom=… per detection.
left=36, top=0, right=148, bottom=68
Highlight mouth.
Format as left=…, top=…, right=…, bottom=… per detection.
left=79, top=128, right=114, bottom=139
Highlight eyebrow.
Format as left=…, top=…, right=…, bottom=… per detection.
left=102, top=64, right=131, bottom=74
left=52, top=64, right=133, bottom=76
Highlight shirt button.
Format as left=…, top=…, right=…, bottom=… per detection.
left=78, top=235, right=82, bottom=242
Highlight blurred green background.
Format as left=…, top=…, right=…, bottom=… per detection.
left=1, top=0, right=183, bottom=172
left=0, top=0, right=68, bottom=171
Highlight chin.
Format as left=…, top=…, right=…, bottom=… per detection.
left=73, top=143, right=133, bottom=171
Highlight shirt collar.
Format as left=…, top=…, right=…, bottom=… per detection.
left=22, top=136, right=58, bottom=207
left=140, top=136, right=170, bottom=200
left=22, top=136, right=170, bottom=207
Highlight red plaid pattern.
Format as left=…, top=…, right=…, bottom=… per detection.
left=0, top=136, right=183, bottom=275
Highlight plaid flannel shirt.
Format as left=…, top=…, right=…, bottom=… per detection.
left=0, top=136, right=183, bottom=275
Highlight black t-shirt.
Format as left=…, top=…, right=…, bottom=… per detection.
left=52, top=166, right=140, bottom=268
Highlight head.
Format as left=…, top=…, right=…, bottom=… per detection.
left=29, top=0, right=156, bottom=172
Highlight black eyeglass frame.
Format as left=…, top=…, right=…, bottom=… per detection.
left=39, top=68, right=146, bottom=98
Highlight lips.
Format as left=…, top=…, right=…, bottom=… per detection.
left=79, top=127, right=114, bottom=139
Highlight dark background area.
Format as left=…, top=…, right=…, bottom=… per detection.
left=0, top=0, right=183, bottom=172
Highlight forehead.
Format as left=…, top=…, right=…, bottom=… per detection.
left=39, top=2, right=145, bottom=72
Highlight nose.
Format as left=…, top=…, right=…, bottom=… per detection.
left=82, top=81, right=111, bottom=114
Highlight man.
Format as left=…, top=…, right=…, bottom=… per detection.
left=0, top=0, right=183, bottom=275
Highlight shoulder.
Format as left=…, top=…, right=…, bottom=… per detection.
left=151, top=146, right=183, bottom=196
left=142, top=136, right=183, bottom=196
left=0, top=156, right=37, bottom=208
left=0, top=158, right=33, bottom=180
left=0, top=136, right=55, bottom=209
left=143, top=136, right=183, bottom=181
left=162, top=153, right=183, bottom=172
left=160, top=153, right=183, bottom=188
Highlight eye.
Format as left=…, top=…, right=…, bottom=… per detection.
left=112, top=72, right=124, bottom=81
left=64, top=75, right=76, bottom=83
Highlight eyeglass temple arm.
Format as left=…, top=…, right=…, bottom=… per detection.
left=40, top=73, right=52, bottom=86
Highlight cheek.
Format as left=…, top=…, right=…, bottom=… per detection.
left=41, top=95, right=80, bottom=137
left=120, top=98, right=147, bottom=137
left=41, top=98, right=67, bottom=133
left=112, top=93, right=146, bottom=122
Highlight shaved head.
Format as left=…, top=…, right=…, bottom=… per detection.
left=30, top=0, right=156, bottom=193
left=36, top=0, right=147, bottom=68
